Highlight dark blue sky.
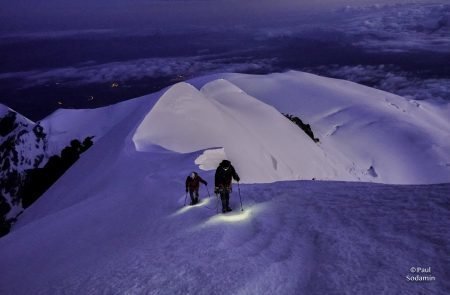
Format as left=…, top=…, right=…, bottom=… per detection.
left=1, top=0, right=448, bottom=120
left=0, top=0, right=430, bottom=33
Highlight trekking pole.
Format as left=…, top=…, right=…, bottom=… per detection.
left=216, top=193, right=220, bottom=214
left=206, top=185, right=211, bottom=198
left=215, top=189, right=220, bottom=214
left=184, top=192, right=188, bottom=206
left=238, top=182, right=243, bottom=211
left=203, top=186, right=220, bottom=212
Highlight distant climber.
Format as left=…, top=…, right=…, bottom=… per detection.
left=214, top=160, right=240, bottom=213
left=185, top=172, right=207, bottom=205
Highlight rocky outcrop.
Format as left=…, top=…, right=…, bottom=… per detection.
left=0, top=108, right=48, bottom=236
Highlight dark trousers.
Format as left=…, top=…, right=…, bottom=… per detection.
left=189, top=190, right=199, bottom=205
left=220, top=190, right=230, bottom=211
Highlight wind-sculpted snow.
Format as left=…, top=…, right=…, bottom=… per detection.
left=40, top=95, right=154, bottom=154
left=135, top=72, right=450, bottom=184
left=1, top=144, right=448, bottom=293
left=225, top=71, right=450, bottom=184
left=1, top=71, right=449, bottom=294
left=133, top=79, right=341, bottom=184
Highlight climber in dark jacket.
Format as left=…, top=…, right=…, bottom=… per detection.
left=214, top=160, right=240, bottom=213
left=185, top=172, right=207, bottom=205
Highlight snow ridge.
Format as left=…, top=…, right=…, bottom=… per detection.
left=133, top=79, right=339, bottom=183
left=1, top=71, right=449, bottom=294
left=134, top=73, right=450, bottom=184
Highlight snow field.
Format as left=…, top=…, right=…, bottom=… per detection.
left=2, top=145, right=448, bottom=294
left=225, top=71, right=450, bottom=184
left=1, top=71, right=449, bottom=294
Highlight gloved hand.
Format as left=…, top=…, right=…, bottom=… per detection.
left=185, top=188, right=188, bottom=193
left=214, top=187, right=219, bottom=194
left=204, top=181, right=208, bottom=186
left=236, top=176, right=240, bottom=182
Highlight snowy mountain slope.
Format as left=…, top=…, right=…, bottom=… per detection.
left=10, top=94, right=162, bottom=227
left=1, top=144, right=449, bottom=294
left=1, top=71, right=449, bottom=293
left=2, top=69, right=448, bottom=225
left=136, top=71, right=450, bottom=184
left=0, top=104, right=47, bottom=224
left=40, top=94, right=154, bottom=155
left=0, top=104, right=46, bottom=179
left=133, top=80, right=348, bottom=183
left=221, top=71, right=450, bottom=184
left=0, top=95, right=152, bottom=234
left=7, top=70, right=449, bottom=223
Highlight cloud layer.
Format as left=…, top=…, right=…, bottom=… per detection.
left=0, top=56, right=276, bottom=87
left=309, top=64, right=450, bottom=103
left=1, top=1, right=449, bottom=111
left=335, top=3, right=450, bottom=53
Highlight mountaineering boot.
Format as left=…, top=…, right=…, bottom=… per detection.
left=226, top=207, right=232, bottom=212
